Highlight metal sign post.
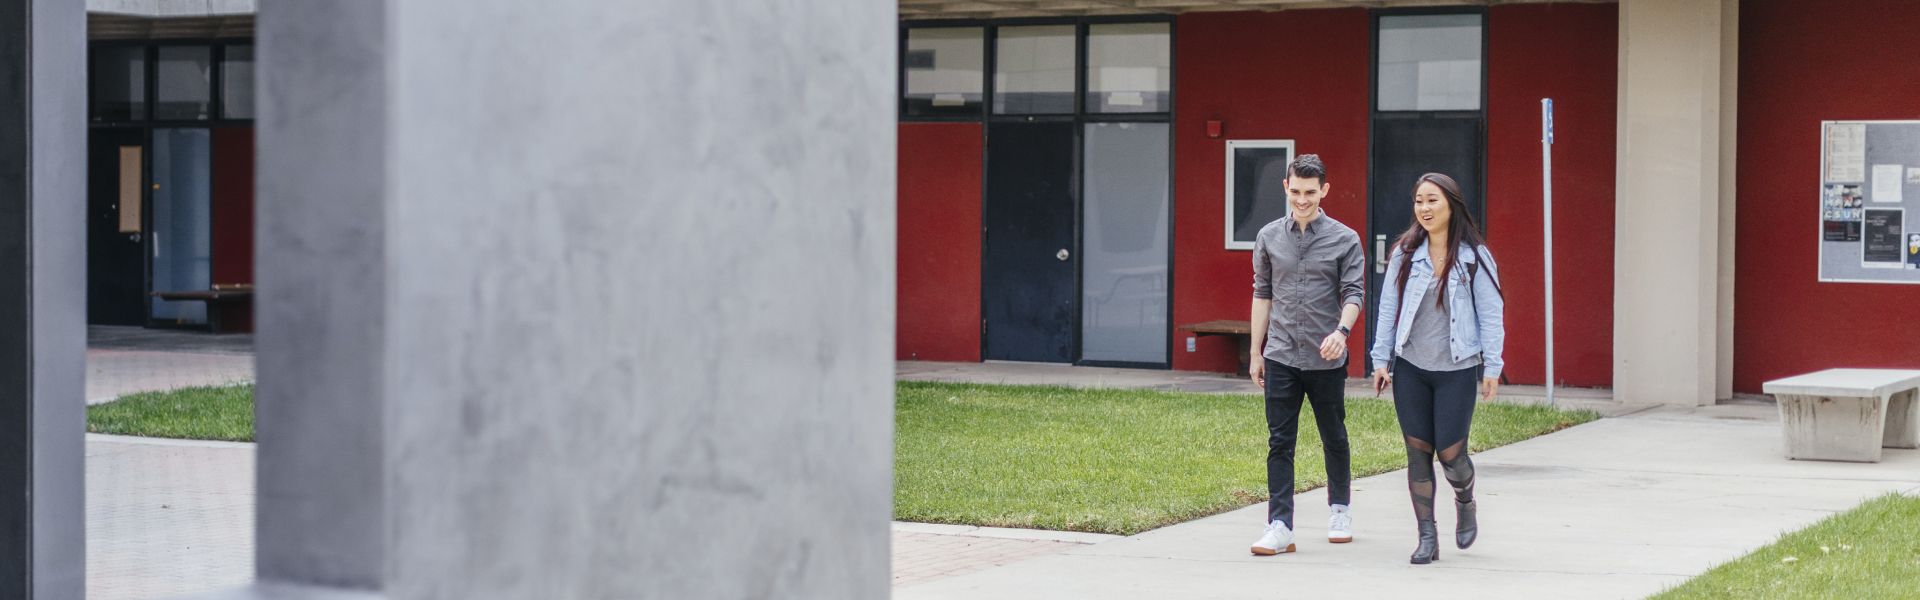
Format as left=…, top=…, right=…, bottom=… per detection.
left=1542, top=98, right=1556, bottom=406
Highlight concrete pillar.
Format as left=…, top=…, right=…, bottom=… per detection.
left=0, top=0, right=87, bottom=597
left=228, top=1, right=898, bottom=598
left=253, top=0, right=389, bottom=589
left=1614, top=0, right=1737, bottom=406
left=1715, top=0, right=1738, bottom=402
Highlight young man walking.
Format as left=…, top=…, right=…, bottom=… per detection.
left=1248, top=154, right=1364, bottom=555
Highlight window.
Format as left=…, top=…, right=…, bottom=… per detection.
left=1376, top=14, right=1482, bottom=112
left=155, top=46, right=213, bottom=120
left=222, top=44, right=255, bottom=119
left=1087, top=23, right=1170, bottom=114
left=903, top=28, right=984, bottom=118
left=993, top=25, right=1076, bottom=115
left=91, top=46, right=146, bottom=122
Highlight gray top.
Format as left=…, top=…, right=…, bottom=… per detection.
left=1400, top=277, right=1481, bottom=372
left=1252, top=211, right=1366, bottom=371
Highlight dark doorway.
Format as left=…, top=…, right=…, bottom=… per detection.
left=982, top=121, right=1078, bottom=363
left=87, top=128, right=148, bottom=326
left=1366, top=10, right=1487, bottom=359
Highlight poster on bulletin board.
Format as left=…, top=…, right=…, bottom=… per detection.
left=1818, top=121, right=1920, bottom=283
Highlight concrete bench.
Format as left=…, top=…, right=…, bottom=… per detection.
left=1762, top=368, right=1920, bottom=463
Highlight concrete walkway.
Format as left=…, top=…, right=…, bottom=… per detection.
left=85, top=353, right=1916, bottom=598
left=88, top=435, right=254, bottom=600
left=897, top=398, right=1920, bottom=599
left=84, top=327, right=259, bottom=599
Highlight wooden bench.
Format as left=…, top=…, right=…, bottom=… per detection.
left=1179, top=320, right=1252, bottom=376
left=1762, top=368, right=1920, bottom=463
left=151, top=283, right=254, bottom=334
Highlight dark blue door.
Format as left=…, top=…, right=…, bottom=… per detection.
left=1366, top=116, right=1485, bottom=361
left=88, top=128, right=148, bottom=326
left=983, top=121, right=1077, bottom=362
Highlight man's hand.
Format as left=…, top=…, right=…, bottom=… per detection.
left=1372, top=367, right=1392, bottom=396
left=1318, top=331, right=1348, bottom=361
left=1250, top=355, right=1265, bottom=389
left=1481, top=377, right=1500, bottom=401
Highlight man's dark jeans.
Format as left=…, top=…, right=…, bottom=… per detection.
left=1263, top=358, right=1352, bottom=528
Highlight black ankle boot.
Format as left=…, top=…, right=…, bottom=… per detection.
left=1455, top=499, right=1477, bottom=549
left=1411, top=520, right=1439, bottom=564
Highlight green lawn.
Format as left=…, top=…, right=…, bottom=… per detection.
left=87, top=384, right=254, bottom=442
left=1651, top=493, right=1920, bottom=600
left=87, top=381, right=1599, bottom=536
left=896, top=381, right=1597, bottom=535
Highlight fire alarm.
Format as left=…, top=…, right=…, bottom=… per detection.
left=1206, top=120, right=1224, bottom=139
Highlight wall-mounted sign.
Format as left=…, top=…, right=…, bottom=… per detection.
left=1818, top=121, right=1920, bottom=283
left=1224, top=139, right=1294, bottom=250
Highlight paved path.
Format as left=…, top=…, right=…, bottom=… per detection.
left=86, top=327, right=258, bottom=598
left=897, top=402, right=1920, bottom=599
left=892, top=524, right=1117, bottom=587
left=89, top=354, right=1890, bottom=598
left=87, top=435, right=254, bottom=600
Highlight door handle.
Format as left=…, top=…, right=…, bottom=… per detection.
left=1056, top=248, right=1070, bottom=261
left=1375, top=235, right=1387, bottom=274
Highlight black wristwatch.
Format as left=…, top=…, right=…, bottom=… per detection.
left=1336, top=325, right=1351, bottom=337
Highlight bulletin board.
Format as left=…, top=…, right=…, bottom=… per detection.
left=1819, top=121, right=1920, bottom=283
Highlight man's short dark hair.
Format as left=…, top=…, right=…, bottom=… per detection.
left=1288, top=154, right=1327, bottom=183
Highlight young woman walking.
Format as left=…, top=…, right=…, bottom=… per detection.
left=1368, top=173, right=1505, bottom=565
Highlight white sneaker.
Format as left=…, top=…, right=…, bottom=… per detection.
left=1328, top=504, right=1354, bottom=544
left=1250, top=520, right=1295, bottom=555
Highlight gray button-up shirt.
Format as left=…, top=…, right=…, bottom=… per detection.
left=1252, top=211, right=1366, bottom=371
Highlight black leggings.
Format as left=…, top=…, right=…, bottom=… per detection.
left=1392, top=357, right=1479, bottom=521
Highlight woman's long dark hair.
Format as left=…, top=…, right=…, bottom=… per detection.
left=1393, top=173, right=1501, bottom=308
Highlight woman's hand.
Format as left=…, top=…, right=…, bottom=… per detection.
left=1371, top=367, right=1391, bottom=396
left=1481, top=377, right=1500, bottom=401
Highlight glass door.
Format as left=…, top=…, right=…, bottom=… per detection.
left=150, top=128, right=212, bottom=325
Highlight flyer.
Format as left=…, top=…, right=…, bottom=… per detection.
left=1873, top=164, right=1904, bottom=203
left=1862, top=208, right=1904, bottom=267
left=1823, top=183, right=1864, bottom=242
left=1826, top=123, right=1867, bottom=182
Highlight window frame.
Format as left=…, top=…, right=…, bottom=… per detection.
left=89, top=38, right=257, bottom=127
left=898, top=15, right=1173, bottom=123
left=1370, top=8, right=1488, bottom=115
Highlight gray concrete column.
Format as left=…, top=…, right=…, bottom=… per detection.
left=253, top=0, right=389, bottom=589
left=1715, top=0, right=1738, bottom=401
left=233, top=1, right=898, bottom=598
left=1614, top=0, right=1736, bottom=406
left=0, top=0, right=87, bottom=597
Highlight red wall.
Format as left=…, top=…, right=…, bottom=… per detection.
left=1484, top=4, right=1617, bottom=387
left=1734, top=0, right=1920, bottom=392
left=897, top=122, right=984, bottom=361
left=210, top=127, right=255, bottom=331
left=1171, top=9, right=1374, bottom=375
left=210, top=127, right=254, bottom=285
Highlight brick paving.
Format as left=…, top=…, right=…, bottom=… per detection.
left=86, top=349, right=255, bottom=404
left=86, top=326, right=255, bottom=404
left=892, top=531, right=1093, bottom=588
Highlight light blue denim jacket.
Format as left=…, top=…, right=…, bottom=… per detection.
left=1369, top=240, right=1506, bottom=379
